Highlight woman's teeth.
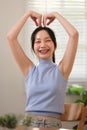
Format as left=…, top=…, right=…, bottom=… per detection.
left=39, top=49, right=49, bottom=53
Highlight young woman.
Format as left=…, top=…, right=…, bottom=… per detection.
left=7, top=11, right=79, bottom=129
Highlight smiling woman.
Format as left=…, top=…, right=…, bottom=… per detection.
left=7, top=10, right=78, bottom=130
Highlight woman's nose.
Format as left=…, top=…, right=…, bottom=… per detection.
left=40, top=41, right=46, bottom=47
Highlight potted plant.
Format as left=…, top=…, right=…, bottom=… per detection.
left=0, top=114, right=18, bottom=130
left=75, top=90, right=87, bottom=106
left=73, top=90, right=87, bottom=130
left=22, top=115, right=32, bottom=127
left=16, top=114, right=32, bottom=130
left=0, top=116, right=6, bottom=129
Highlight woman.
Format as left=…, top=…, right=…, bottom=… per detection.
left=7, top=11, right=79, bottom=129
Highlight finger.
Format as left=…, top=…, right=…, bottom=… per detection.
left=35, top=20, right=39, bottom=26
left=31, top=17, right=38, bottom=26
left=38, top=16, right=42, bottom=26
left=40, top=15, right=43, bottom=26
left=46, top=18, right=54, bottom=25
left=43, top=16, right=47, bottom=26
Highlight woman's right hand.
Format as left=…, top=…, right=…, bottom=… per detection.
left=29, top=11, right=42, bottom=26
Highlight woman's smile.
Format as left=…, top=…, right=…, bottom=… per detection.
left=39, top=48, right=50, bottom=54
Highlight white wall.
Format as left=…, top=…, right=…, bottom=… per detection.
left=0, top=0, right=26, bottom=115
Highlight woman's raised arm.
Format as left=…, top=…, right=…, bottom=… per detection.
left=44, top=12, right=79, bottom=80
left=7, top=11, right=42, bottom=77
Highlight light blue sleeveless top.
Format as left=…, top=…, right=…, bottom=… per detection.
left=25, top=60, right=67, bottom=118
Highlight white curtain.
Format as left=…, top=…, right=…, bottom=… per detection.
left=24, top=0, right=87, bottom=85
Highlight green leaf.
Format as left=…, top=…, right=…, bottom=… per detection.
left=23, top=116, right=32, bottom=126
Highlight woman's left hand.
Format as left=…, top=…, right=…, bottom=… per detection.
left=43, top=12, right=57, bottom=26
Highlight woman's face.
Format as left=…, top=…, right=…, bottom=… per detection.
left=34, top=30, right=55, bottom=60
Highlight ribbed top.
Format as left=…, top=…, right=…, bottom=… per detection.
left=25, top=60, right=67, bottom=118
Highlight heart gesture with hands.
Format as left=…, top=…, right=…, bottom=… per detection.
left=30, top=11, right=56, bottom=27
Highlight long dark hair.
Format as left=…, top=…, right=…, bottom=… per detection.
left=31, top=26, right=57, bottom=63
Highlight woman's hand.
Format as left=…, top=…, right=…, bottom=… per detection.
left=43, top=12, right=57, bottom=26
left=29, top=11, right=42, bottom=26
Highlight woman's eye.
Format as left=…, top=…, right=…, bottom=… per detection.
left=35, top=41, right=41, bottom=44
left=46, top=39, right=51, bottom=42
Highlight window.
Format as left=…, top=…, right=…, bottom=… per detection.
left=25, top=0, right=87, bottom=85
